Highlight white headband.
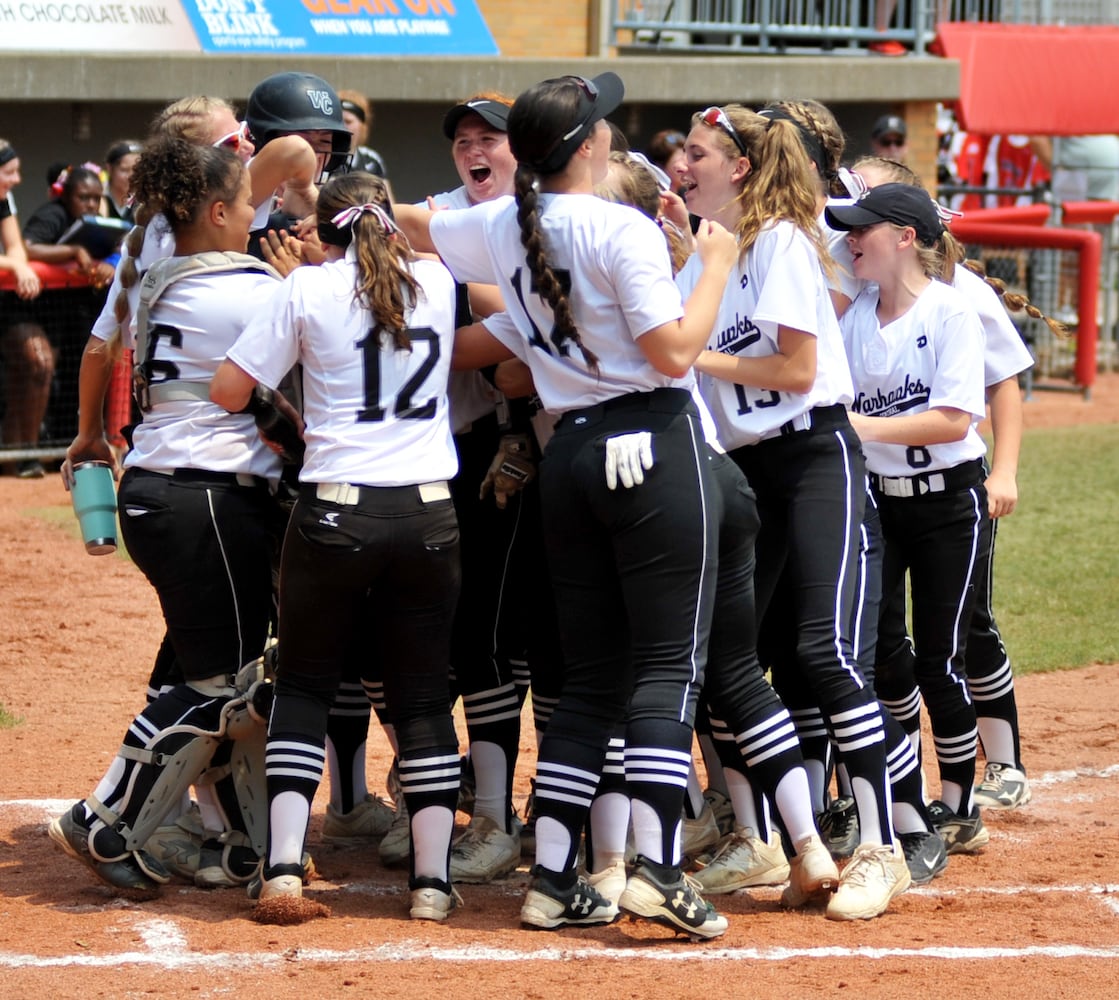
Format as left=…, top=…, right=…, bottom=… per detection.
left=837, top=167, right=868, bottom=200
left=626, top=150, right=673, bottom=193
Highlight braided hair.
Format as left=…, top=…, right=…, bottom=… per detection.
left=853, top=155, right=1069, bottom=338
left=506, top=77, right=601, bottom=371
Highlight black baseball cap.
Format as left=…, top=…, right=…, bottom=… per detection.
left=443, top=99, right=511, bottom=140
left=521, top=72, right=625, bottom=175
left=871, top=114, right=907, bottom=140
left=824, top=183, right=945, bottom=245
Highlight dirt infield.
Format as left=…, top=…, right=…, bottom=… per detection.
left=1, top=376, right=1117, bottom=999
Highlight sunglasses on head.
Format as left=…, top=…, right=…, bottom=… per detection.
left=559, top=76, right=600, bottom=143
left=213, top=121, right=251, bottom=152
left=568, top=75, right=599, bottom=102
left=701, top=106, right=749, bottom=159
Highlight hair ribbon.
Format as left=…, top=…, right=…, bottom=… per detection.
left=331, top=203, right=398, bottom=236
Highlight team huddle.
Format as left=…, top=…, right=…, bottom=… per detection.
left=48, top=69, right=1045, bottom=941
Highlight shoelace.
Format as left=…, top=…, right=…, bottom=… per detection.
left=680, top=871, right=718, bottom=915
left=842, top=845, right=895, bottom=886
left=978, top=769, right=1007, bottom=792
left=715, top=828, right=764, bottom=864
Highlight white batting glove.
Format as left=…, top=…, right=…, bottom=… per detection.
left=604, top=431, right=654, bottom=490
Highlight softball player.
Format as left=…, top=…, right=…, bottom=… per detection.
left=743, top=108, right=946, bottom=887
left=49, top=137, right=285, bottom=896
left=583, top=148, right=840, bottom=903
left=59, top=95, right=324, bottom=882
left=431, top=95, right=539, bottom=881
left=852, top=156, right=1037, bottom=813
left=323, top=95, right=540, bottom=878
left=396, top=72, right=742, bottom=939
left=680, top=104, right=909, bottom=920
left=212, top=172, right=463, bottom=923
left=826, top=183, right=991, bottom=853
left=65, top=93, right=317, bottom=485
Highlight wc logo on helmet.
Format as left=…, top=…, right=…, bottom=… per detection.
left=307, top=90, right=335, bottom=116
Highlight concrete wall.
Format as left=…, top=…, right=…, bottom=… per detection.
left=0, top=7, right=956, bottom=210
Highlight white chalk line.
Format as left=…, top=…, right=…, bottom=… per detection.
left=3, top=766, right=1117, bottom=970
left=3, top=936, right=1119, bottom=970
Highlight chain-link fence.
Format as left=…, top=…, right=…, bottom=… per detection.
left=0, top=264, right=112, bottom=467
left=952, top=215, right=1104, bottom=398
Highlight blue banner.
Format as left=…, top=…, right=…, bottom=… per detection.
left=183, top=0, right=499, bottom=56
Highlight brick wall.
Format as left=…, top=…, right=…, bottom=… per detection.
left=477, top=0, right=592, bottom=57
left=903, top=100, right=940, bottom=194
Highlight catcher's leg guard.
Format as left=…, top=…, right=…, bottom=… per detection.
left=89, top=678, right=240, bottom=856
left=193, top=702, right=269, bottom=885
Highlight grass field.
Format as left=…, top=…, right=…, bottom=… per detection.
left=993, top=423, right=1119, bottom=674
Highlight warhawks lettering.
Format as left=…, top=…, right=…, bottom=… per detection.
left=852, top=373, right=931, bottom=416
left=714, top=312, right=762, bottom=354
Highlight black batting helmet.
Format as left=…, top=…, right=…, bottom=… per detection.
left=245, top=71, right=351, bottom=173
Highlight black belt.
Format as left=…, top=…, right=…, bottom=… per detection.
left=870, top=459, right=984, bottom=498
left=759, top=403, right=849, bottom=442
left=169, top=468, right=269, bottom=490
left=555, top=387, right=694, bottom=432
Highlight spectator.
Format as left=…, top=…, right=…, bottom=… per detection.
left=337, top=88, right=388, bottom=179
left=23, top=165, right=117, bottom=283
left=870, top=115, right=908, bottom=163
left=985, top=135, right=1050, bottom=207
left=44, top=161, right=68, bottom=200
left=1032, top=134, right=1119, bottom=203
left=21, top=166, right=117, bottom=452
left=100, top=140, right=142, bottom=222
left=0, top=138, right=46, bottom=477
left=645, top=127, right=687, bottom=190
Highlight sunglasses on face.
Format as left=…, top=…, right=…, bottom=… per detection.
left=878, top=136, right=906, bottom=148
left=213, top=122, right=251, bottom=152
left=701, top=106, right=749, bottom=159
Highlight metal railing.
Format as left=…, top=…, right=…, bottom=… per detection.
left=609, top=0, right=1119, bottom=54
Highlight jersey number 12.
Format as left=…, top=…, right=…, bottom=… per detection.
left=355, top=325, right=440, bottom=422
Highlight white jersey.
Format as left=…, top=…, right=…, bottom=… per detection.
left=420, top=185, right=501, bottom=434
left=841, top=279, right=987, bottom=477
left=427, top=187, right=473, bottom=211
left=480, top=307, right=723, bottom=453
left=91, top=213, right=175, bottom=342
left=430, top=193, right=694, bottom=415
left=952, top=264, right=1034, bottom=387
left=123, top=264, right=283, bottom=482
left=228, top=250, right=459, bottom=487
left=677, top=221, right=854, bottom=450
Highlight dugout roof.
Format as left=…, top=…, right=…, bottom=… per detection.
left=935, top=23, right=1119, bottom=136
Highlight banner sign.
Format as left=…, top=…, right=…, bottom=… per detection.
left=0, top=0, right=499, bottom=55
left=182, top=0, right=499, bottom=55
left=0, top=3, right=202, bottom=51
